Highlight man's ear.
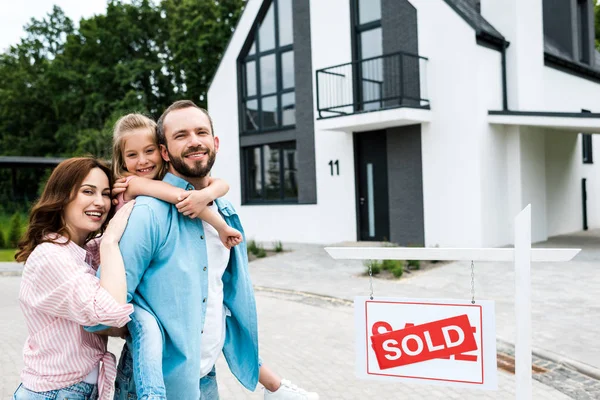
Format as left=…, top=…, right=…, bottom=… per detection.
left=213, top=136, right=220, bottom=154
left=160, top=144, right=169, bottom=162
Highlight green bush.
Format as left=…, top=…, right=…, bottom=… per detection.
left=273, top=241, right=283, bottom=253
left=407, top=260, right=421, bottom=270
left=255, top=247, right=267, bottom=258
left=382, top=259, right=404, bottom=271
left=391, top=264, right=404, bottom=278
left=247, top=239, right=259, bottom=254
left=0, top=230, right=6, bottom=249
left=8, top=212, right=23, bottom=248
left=246, top=239, right=267, bottom=258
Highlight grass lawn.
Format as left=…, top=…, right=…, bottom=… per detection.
left=0, top=249, right=17, bottom=262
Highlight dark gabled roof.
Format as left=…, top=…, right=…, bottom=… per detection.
left=443, top=0, right=506, bottom=47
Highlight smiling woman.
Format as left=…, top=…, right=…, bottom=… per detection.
left=16, top=158, right=115, bottom=260
left=12, top=157, right=134, bottom=400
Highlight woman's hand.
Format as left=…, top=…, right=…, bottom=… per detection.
left=111, top=177, right=130, bottom=205
left=93, top=326, right=129, bottom=338
left=102, top=200, right=135, bottom=245
left=176, top=190, right=212, bottom=219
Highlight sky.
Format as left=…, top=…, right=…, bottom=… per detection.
left=0, top=0, right=109, bottom=52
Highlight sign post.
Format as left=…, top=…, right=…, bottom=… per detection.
left=325, top=205, right=580, bottom=399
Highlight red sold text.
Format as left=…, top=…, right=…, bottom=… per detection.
left=370, top=314, right=478, bottom=369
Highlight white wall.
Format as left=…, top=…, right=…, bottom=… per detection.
left=312, top=0, right=354, bottom=117
left=477, top=47, right=510, bottom=247
left=541, top=67, right=600, bottom=235
left=543, top=67, right=600, bottom=112
left=481, top=0, right=544, bottom=110
left=519, top=128, right=548, bottom=242
left=545, top=130, right=600, bottom=236
left=412, top=0, right=485, bottom=247
left=545, top=131, right=580, bottom=236
left=504, top=127, right=548, bottom=244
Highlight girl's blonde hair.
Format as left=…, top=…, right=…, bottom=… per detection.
left=112, top=113, right=166, bottom=179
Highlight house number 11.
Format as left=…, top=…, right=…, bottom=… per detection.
left=329, top=160, right=340, bottom=176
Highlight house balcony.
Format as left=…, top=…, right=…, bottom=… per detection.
left=315, top=51, right=431, bottom=133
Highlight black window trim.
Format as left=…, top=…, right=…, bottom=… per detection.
left=243, top=141, right=298, bottom=204
left=350, top=0, right=383, bottom=112
left=237, top=0, right=300, bottom=205
left=582, top=108, right=593, bottom=164
left=238, top=0, right=296, bottom=135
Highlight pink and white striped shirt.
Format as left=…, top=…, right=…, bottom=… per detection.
left=18, top=235, right=133, bottom=400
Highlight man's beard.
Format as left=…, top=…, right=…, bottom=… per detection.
left=167, top=145, right=216, bottom=178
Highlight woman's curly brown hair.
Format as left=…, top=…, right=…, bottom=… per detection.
left=15, top=157, right=114, bottom=263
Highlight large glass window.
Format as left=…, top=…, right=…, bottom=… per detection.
left=244, top=142, right=298, bottom=202
left=353, top=0, right=383, bottom=111
left=358, top=0, right=381, bottom=24
left=240, top=0, right=295, bottom=133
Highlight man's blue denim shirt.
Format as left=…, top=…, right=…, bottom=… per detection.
left=88, top=173, right=259, bottom=398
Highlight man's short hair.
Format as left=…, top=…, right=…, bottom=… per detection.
left=156, top=100, right=214, bottom=145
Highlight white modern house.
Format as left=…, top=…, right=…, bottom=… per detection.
left=208, top=0, right=600, bottom=247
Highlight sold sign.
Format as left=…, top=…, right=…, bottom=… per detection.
left=355, top=297, right=497, bottom=389
left=370, top=314, right=478, bottom=369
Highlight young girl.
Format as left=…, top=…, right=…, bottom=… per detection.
left=13, top=157, right=135, bottom=400
left=111, top=113, right=242, bottom=248
left=109, top=113, right=318, bottom=399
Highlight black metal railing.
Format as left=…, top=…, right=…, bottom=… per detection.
left=316, top=51, right=429, bottom=118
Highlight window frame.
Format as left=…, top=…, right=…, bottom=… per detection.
left=350, top=0, right=383, bottom=112
left=582, top=109, right=593, bottom=164
left=582, top=133, right=593, bottom=164
left=238, top=0, right=295, bottom=135
left=242, top=142, right=299, bottom=204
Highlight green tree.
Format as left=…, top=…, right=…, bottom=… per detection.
left=0, top=229, right=6, bottom=249
left=161, top=0, right=245, bottom=107
left=0, top=0, right=246, bottom=212
left=8, top=213, right=23, bottom=248
left=0, top=7, right=73, bottom=157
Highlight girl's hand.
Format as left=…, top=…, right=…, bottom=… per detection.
left=102, top=200, right=135, bottom=245
left=176, top=190, right=212, bottom=219
left=220, top=226, right=243, bottom=249
left=111, top=177, right=130, bottom=205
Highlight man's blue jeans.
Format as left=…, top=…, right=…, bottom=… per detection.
left=114, top=339, right=219, bottom=400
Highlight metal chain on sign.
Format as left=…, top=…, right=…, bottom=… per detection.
left=368, top=262, right=374, bottom=300
left=470, top=260, right=475, bottom=304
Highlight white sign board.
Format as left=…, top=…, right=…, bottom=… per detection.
left=355, top=296, right=497, bottom=390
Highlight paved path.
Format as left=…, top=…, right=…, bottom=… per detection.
left=247, top=240, right=600, bottom=373
left=2, top=231, right=599, bottom=398
left=1, top=276, right=576, bottom=399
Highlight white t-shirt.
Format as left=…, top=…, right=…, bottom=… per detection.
left=199, top=204, right=231, bottom=377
